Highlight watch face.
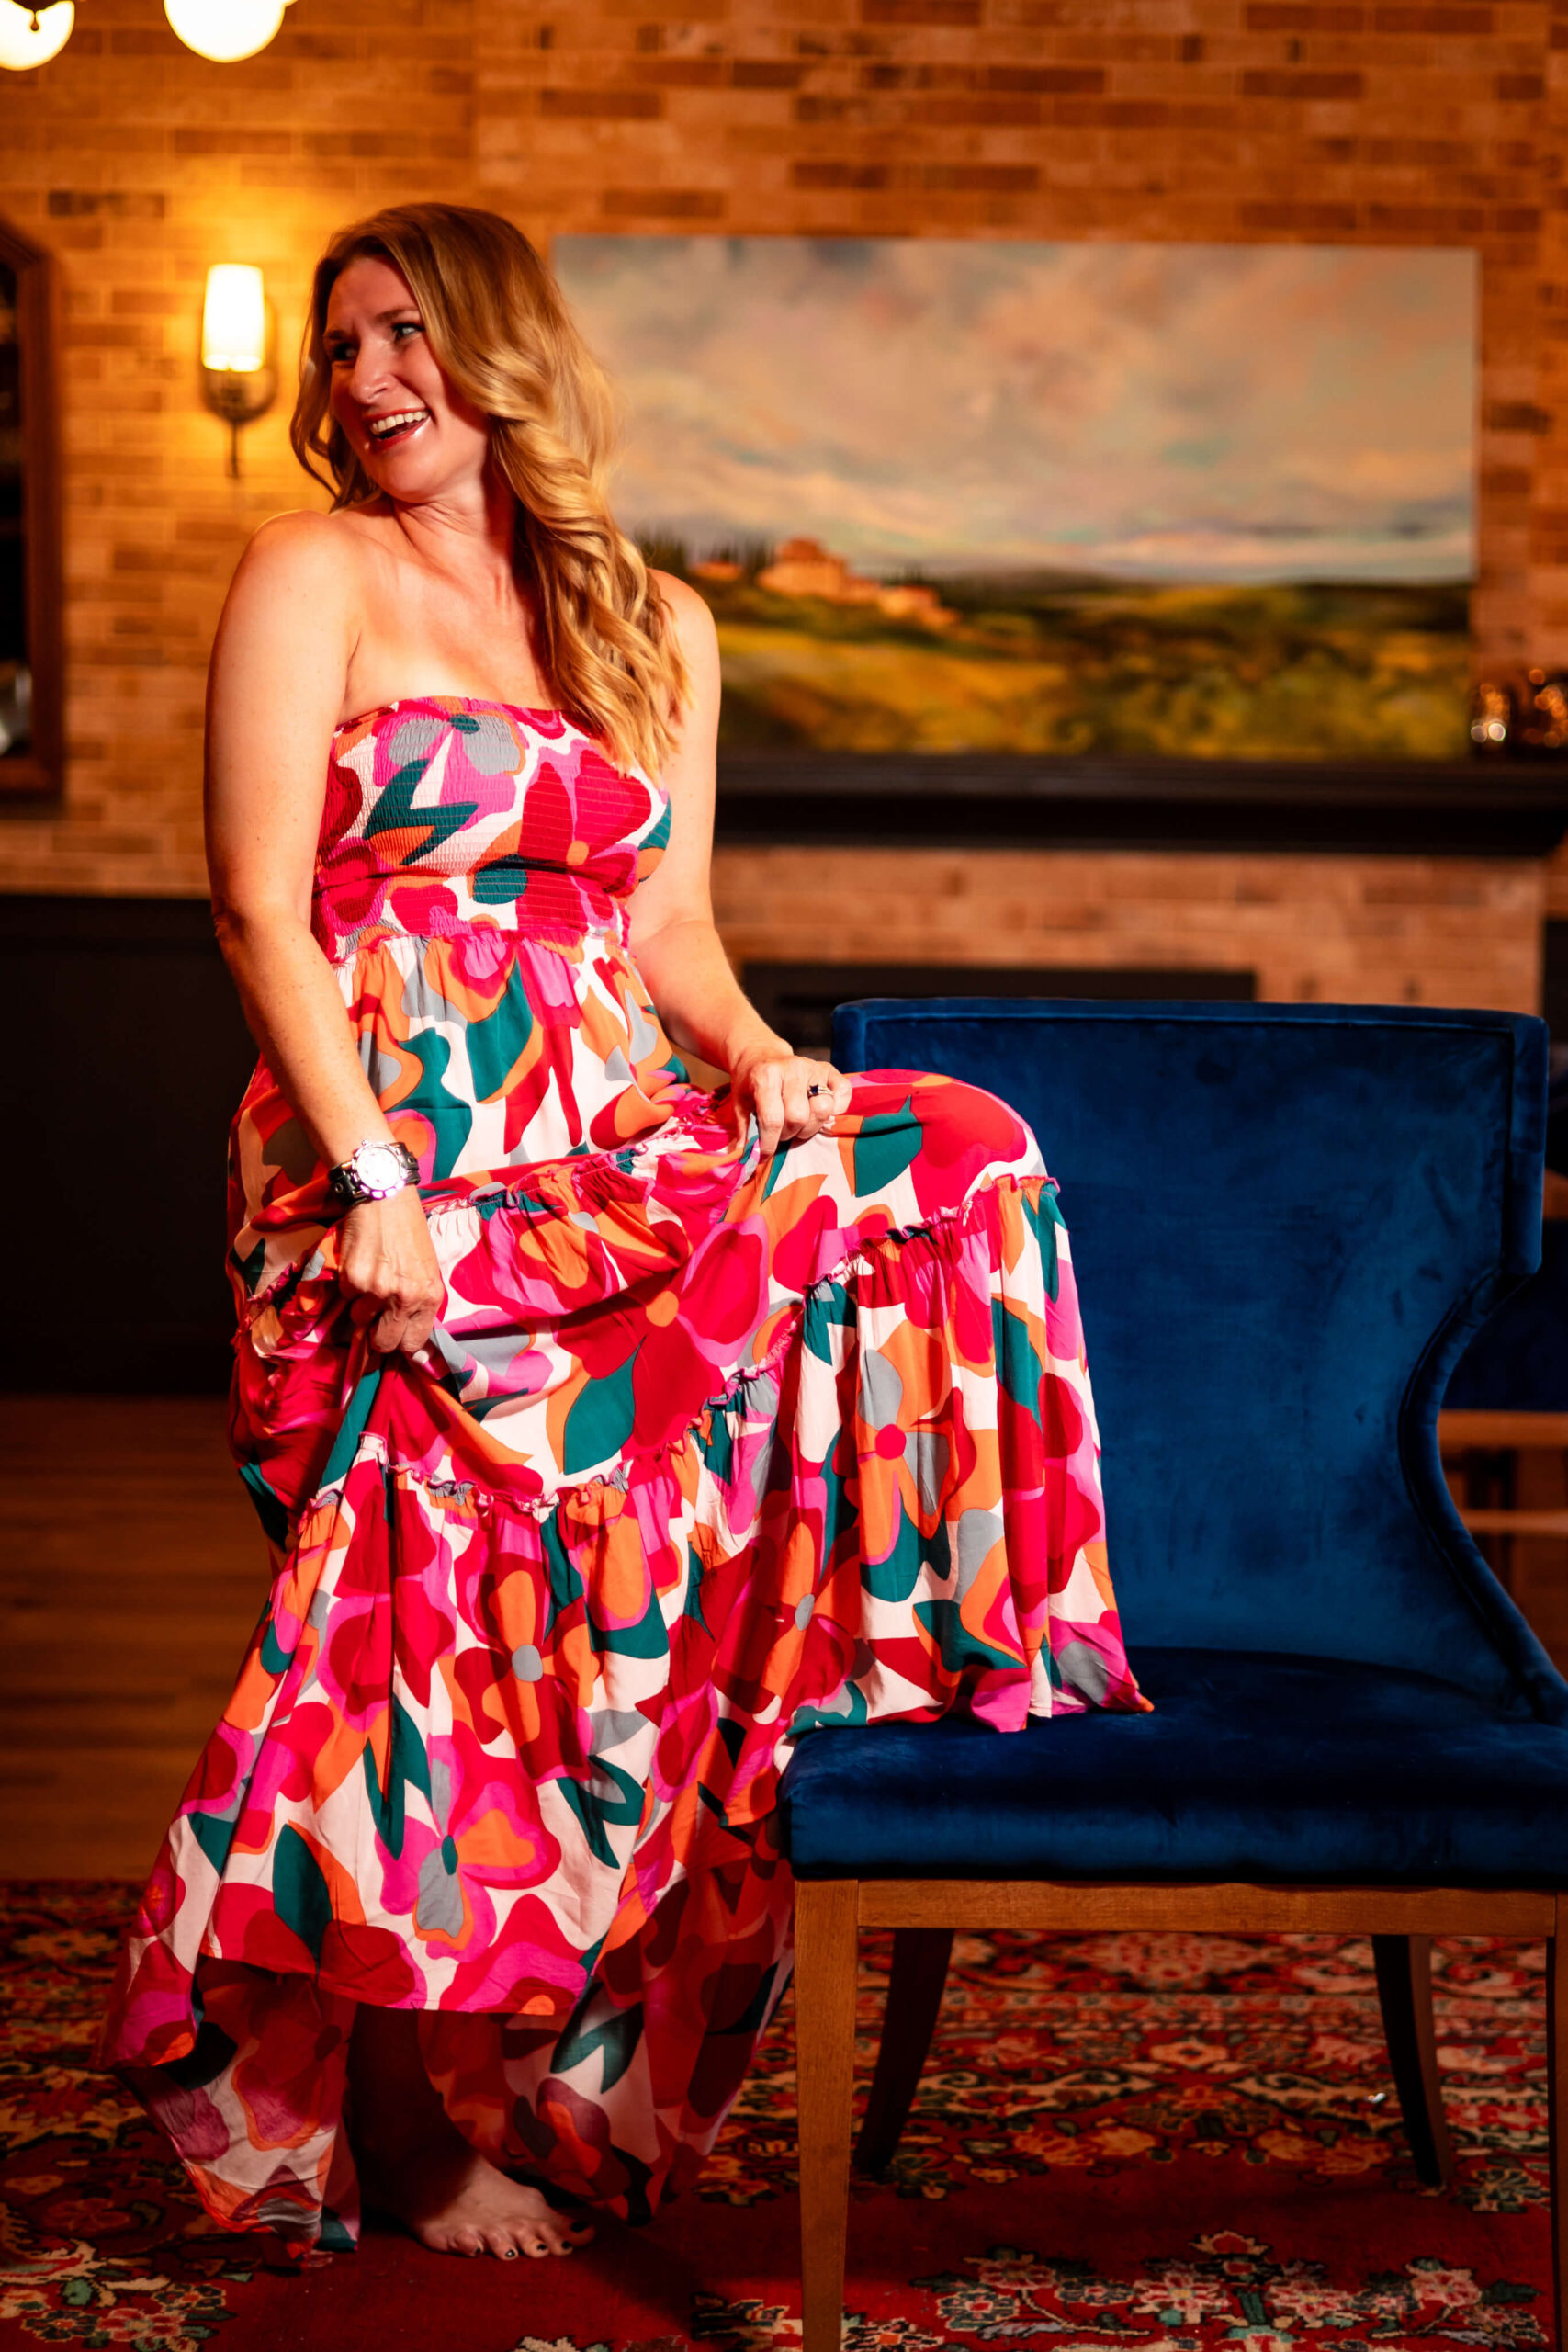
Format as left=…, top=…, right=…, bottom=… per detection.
left=357, top=1143, right=404, bottom=1192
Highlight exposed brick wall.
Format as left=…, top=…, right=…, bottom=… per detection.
left=712, top=845, right=1546, bottom=1008
left=0, top=0, right=1562, bottom=1009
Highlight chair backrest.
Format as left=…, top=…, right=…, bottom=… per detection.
left=1445, top=1216, right=1568, bottom=1410
left=834, top=1000, right=1565, bottom=1723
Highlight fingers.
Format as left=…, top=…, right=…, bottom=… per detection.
left=335, top=1191, right=445, bottom=1355
left=367, top=1292, right=442, bottom=1356
left=744, top=1057, right=848, bottom=1157
left=750, top=1060, right=784, bottom=1159
left=783, top=1062, right=847, bottom=1143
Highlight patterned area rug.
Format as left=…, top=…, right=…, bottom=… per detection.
left=0, top=1884, right=1551, bottom=2351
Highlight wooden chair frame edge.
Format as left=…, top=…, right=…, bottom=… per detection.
left=793, top=1877, right=1568, bottom=2352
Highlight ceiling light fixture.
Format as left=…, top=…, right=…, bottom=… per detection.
left=164, top=0, right=287, bottom=60
left=0, top=0, right=74, bottom=69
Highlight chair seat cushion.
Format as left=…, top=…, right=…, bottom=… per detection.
left=777, top=1649, right=1568, bottom=1884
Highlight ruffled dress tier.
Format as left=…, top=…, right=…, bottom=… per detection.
left=99, top=695, right=1145, bottom=2251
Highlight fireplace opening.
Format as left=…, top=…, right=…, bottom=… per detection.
left=740, top=962, right=1257, bottom=1058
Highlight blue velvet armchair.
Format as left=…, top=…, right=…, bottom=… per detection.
left=779, top=1001, right=1568, bottom=2352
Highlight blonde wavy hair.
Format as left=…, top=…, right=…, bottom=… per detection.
left=291, top=202, right=688, bottom=777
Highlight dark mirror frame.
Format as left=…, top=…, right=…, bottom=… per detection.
left=0, top=212, right=62, bottom=801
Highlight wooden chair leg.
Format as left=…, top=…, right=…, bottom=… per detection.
left=795, top=1878, right=859, bottom=2352
left=1372, top=1933, right=1456, bottom=2188
left=855, top=1927, right=953, bottom=2175
left=1549, top=1898, right=1567, bottom=2351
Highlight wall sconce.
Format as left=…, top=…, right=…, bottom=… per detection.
left=201, top=265, right=276, bottom=479
left=0, top=1, right=74, bottom=68
left=165, top=0, right=286, bottom=62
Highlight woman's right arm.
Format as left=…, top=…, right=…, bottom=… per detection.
left=206, top=515, right=443, bottom=1357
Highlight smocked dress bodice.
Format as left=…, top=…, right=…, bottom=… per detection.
left=230, top=700, right=691, bottom=1295
left=314, top=697, right=671, bottom=961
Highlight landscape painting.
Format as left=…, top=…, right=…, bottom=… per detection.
left=551, top=234, right=1476, bottom=762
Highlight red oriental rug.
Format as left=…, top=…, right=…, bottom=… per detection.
left=0, top=1883, right=1551, bottom=2351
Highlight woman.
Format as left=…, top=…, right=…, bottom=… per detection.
left=100, top=202, right=1145, bottom=2267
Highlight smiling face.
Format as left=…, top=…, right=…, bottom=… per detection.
left=323, top=253, right=491, bottom=505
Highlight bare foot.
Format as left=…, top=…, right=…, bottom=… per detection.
left=359, top=2125, right=594, bottom=2261
left=347, top=2000, right=592, bottom=2261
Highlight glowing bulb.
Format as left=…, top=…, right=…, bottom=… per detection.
left=164, top=0, right=285, bottom=62
left=0, top=1, right=74, bottom=68
left=202, top=265, right=266, bottom=372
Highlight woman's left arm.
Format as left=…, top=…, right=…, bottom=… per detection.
left=626, top=574, right=852, bottom=1158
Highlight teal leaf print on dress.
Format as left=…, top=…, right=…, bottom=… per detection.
left=259, top=1611, right=295, bottom=1677
left=274, top=1825, right=333, bottom=1965
left=683, top=1540, right=710, bottom=1632
left=640, top=799, right=671, bottom=854
left=852, top=1098, right=920, bottom=1195
left=589, top=1577, right=670, bottom=1661
left=562, top=1346, right=639, bottom=1476
left=915, top=1595, right=1020, bottom=1677
left=802, top=1280, right=854, bottom=1363
left=789, top=1679, right=871, bottom=1735
left=552, top=1997, right=646, bottom=2092
left=471, top=855, right=534, bottom=905
left=542, top=1514, right=585, bottom=1632
left=189, top=1807, right=240, bottom=1875
left=239, top=1459, right=289, bottom=1547
left=1023, top=1182, right=1064, bottom=1303
left=404, top=1029, right=474, bottom=1179
left=992, top=1295, right=1044, bottom=1409
left=465, top=959, right=536, bottom=1102
left=320, top=1364, right=384, bottom=1492
left=557, top=1754, right=645, bottom=1867
left=364, top=759, right=478, bottom=865
left=863, top=1495, right=923, bottom=1603
left=362, top=1695, right=433, bottom=1861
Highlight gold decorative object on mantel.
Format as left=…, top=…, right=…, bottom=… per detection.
left=1470, top=680, right=1514, bottom=752
left=1470, top=672, right=1568, bottom=758
left=1521, top=668, right=1568, bottom=753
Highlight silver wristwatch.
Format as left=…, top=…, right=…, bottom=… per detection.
left=327, top=1137, right=421, bottom=1207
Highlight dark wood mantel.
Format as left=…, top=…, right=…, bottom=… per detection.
left=714, top=752, right=1568, bottom=858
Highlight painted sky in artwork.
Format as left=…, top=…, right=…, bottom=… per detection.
left=551, top=235, right=1476, bottom=584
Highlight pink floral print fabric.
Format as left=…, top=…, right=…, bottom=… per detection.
left=99, top=696, right=1145, bottom=2253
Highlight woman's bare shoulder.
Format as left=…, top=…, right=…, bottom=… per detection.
left=211, top=511, right=367, bottom=721
left=650, top=567, right=717, bottom=644
left=235, top=504, right=384, bottom=593
left=649, top=568, right=719, bottom=707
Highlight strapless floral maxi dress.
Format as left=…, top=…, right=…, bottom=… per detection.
left=99, top=696, right=1145, bottom=2251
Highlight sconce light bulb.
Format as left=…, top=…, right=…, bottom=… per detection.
left=0, top=0, right=73, bottom=68
left=164, top=0, right=285, bottom=62
left=202, top=265, right=266, bottom=372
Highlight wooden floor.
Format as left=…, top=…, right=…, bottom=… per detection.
left=5, top=1395, right=1568, bottom=1882
left=0, top=1396, right=265, bottom=1879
